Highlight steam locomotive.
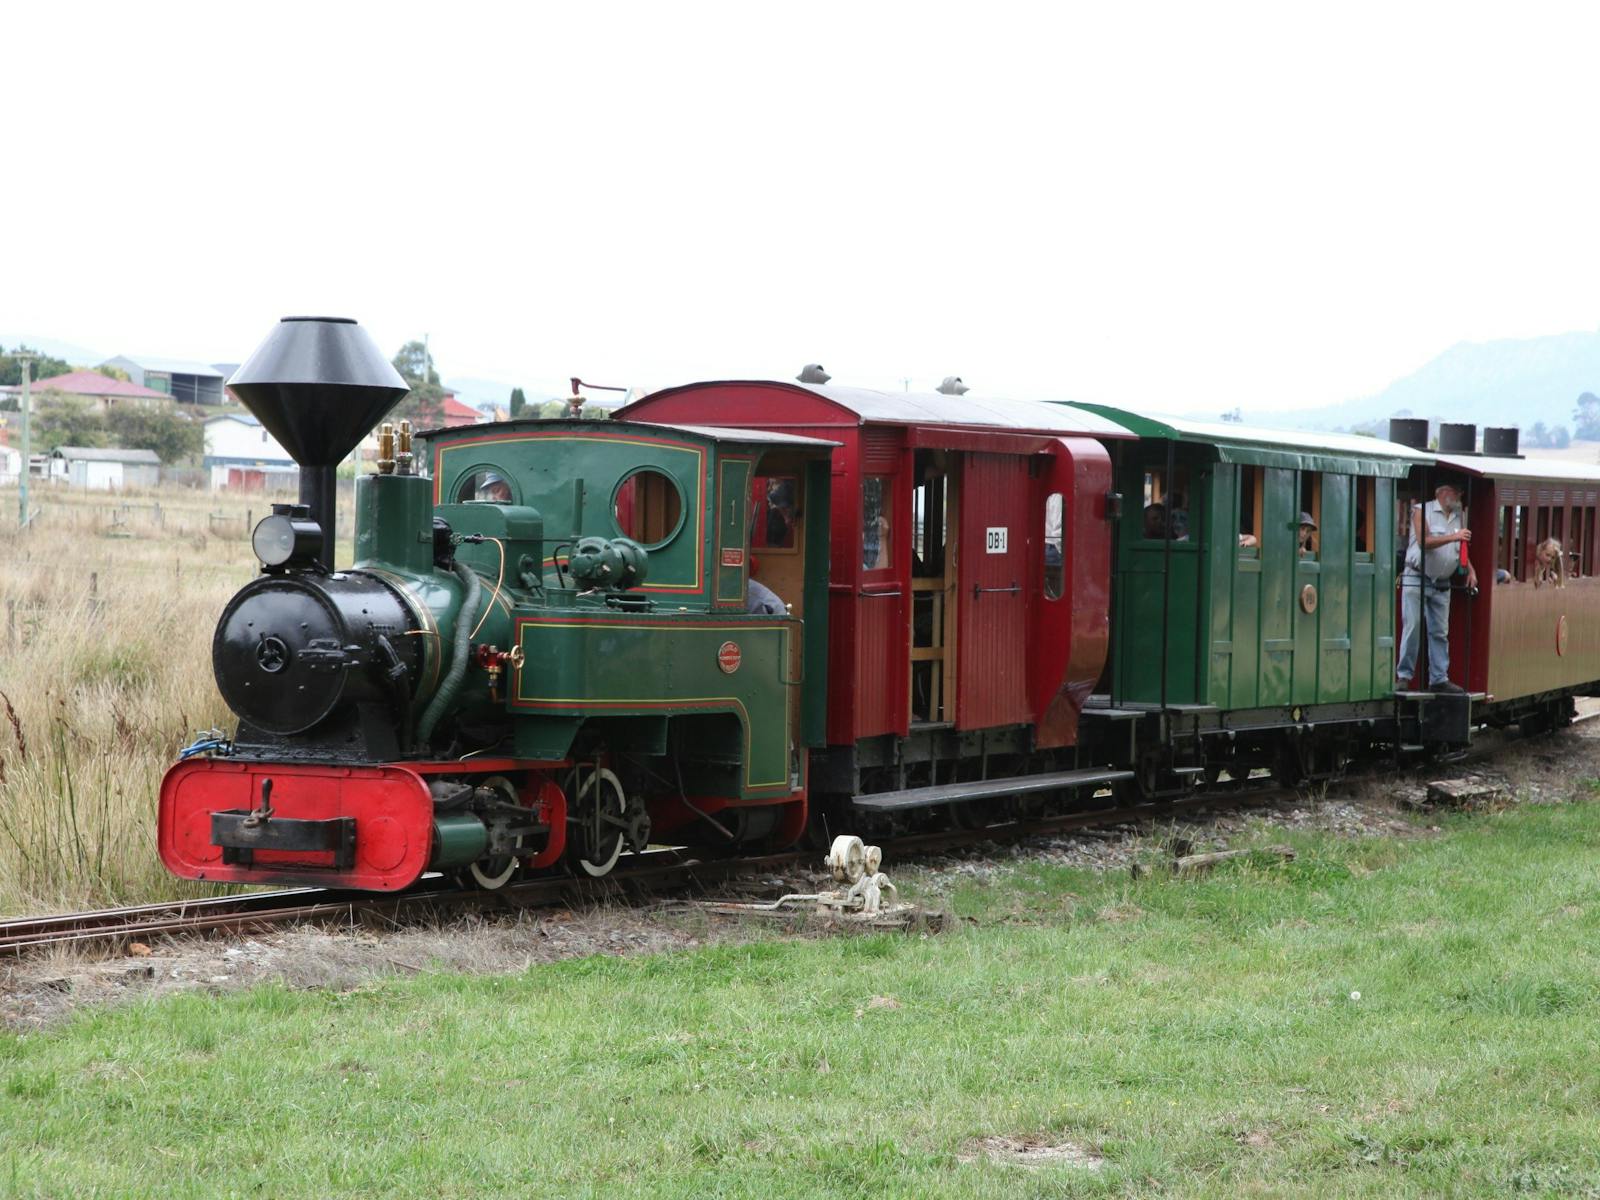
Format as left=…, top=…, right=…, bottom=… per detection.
left=159, top=317, right=1600, bottom=891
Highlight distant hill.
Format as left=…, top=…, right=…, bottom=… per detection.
left=1221, top=327, right=1600, bottom=436
left=0, top=334, right=107, bottom=367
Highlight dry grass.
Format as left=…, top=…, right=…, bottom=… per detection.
left=0, top=480, right=351, bottom=915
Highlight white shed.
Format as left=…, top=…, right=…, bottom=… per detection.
left=52, top=446, right=162, bottom=490
left=0, top=443, right=19, bottom=484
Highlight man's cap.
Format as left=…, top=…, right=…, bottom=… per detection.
left=1299, top=511, right=1317, bottom=528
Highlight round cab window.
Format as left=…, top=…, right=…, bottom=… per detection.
left=456, top=470, right=514, bottom=504
left=613, top=468, right=684, bottom=546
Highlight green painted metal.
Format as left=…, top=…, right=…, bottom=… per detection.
left=430, top=422, right=712, bottom=597
left=337, top=419, right=839, bottom=796
left=512, top=611, right=796, bottom=796
left=429, top=813, right=489, bottom=869
left=434, top=502, right=544, bottom=590
left=715, top=457, right=751, bottom=606
left=1069, top=403, right=1427, bottom=478
left=354, top=473, right=435, bottom=574
left=1110, top=440, right=1398, bottom=710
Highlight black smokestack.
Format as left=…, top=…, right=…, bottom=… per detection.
left=228, top=317, right=408, bottom=570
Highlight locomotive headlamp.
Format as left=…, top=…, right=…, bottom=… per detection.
left=252, top=505, right=323, bottom=570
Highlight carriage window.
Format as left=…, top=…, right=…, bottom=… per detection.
left=1238, top=466, right=1262, bottom=555
left=752, top=475, right=798, bottom=550
left=1298, top=472, right=1321, bottom=558
left=1516, top=505, right=1532, bottom=581
left=1582, top=506, right=1596, bottom=577
left=1043, top=492, right=1064, bottom=600
left=1355, top=477, right=1375, bottom=555
left=613, top=468, right=684, bottom=547
left=1497, top=506, right=1514, bottom=579
left=456, top=469, right=514, bottom=504
left=862, top=476, right=892, bottom=570
left=1141, top=464, right=1190, bottom=541
left=910, top=463, right=949, bottom=575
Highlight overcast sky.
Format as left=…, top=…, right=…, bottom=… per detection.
left=5, top=1, right=1598, bottom=412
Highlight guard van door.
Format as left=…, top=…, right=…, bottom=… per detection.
left=956, top=453, right=1033, bottom=729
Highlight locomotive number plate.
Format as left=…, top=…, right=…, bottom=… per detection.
left=717, top=641, right=742, bottom=674
left=985, top=527, right=1008, bottom=554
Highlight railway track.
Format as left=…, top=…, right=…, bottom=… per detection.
left=14, top=710, right=1590, bottom=958
left=0, top=788, right=1255, bottom=958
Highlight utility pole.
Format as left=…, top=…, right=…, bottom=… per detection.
left=15, top=351, right=33, bottom=529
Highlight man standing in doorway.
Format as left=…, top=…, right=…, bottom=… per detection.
left=1396, top=478, right=1476, bottom=694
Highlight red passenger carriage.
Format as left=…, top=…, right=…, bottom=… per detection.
left=620, top=380, right=1136, bottom=815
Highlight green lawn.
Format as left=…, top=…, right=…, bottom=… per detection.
left=5, top=799, right=1600, bottom=1198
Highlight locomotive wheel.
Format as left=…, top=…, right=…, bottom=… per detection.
left=468, top=776, right=525, bottom=890
left=570, top=766, right=629, bottom=878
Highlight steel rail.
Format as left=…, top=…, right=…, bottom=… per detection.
left=8, top=711, right=1588, bottom=958
left=0, top=784, right=1283, bottom=957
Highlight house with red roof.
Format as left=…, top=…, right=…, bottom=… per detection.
left=1, top=369, right=170, bottom=411
left=441, top=391, right=486, bottom=428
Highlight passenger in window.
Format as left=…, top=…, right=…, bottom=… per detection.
left=1143, top=502, right=1166, bottom=539
left=1298, top=512, right=1318, bottom=556
left=480, top=477, right=512, bottom=503
left=1238, top=532, right=1259, bottom=548
left=1170, top=509, right=1190, bottom=542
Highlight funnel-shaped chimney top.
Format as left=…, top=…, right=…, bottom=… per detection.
left=228, top=317, right=408, bottom=467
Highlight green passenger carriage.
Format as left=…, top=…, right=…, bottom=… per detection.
left=1061, top=405, right=1430, bottom=788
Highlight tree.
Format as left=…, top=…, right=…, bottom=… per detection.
left=96, top=364, right=131, bottom=382
left=1575, top=392, right=1600, bottom=441
left=510, top=387, right=527, bottom=418
left=104, top=404, right=204, bottom=463
left=1528, top=421, right=1550, bottom=448
left=391, top=341, right=439, bottom=388
left=389, top=341, right=446, bottom=428
left=538, top=400, right=567, bottom=419
left=32, top=391, right=106, bottom=450
left=0, top=345, right=72, bottom=386
left=1551, top=424, right=1572, bottom=449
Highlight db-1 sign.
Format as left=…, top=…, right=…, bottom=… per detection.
left=985, top=527, right=1008, bottom=554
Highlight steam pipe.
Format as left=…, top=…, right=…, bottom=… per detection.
left=417, top=561, right=483, bottom=746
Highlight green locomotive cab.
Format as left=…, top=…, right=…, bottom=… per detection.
left=418, top=418, right=837, bottom=846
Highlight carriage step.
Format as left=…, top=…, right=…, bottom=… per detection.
left=851, top=767, right=1135, bottom=813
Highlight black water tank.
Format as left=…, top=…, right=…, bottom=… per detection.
left=1388, top=418, right=1429, bottom=449
left=1483, top=426, right=1521, bottom=457
left=1438, top=423, right=1477, bottom=454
